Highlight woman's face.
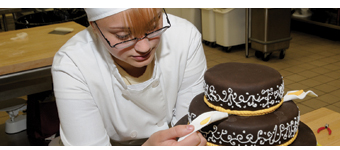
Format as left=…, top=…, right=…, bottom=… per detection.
left=91, top=9, right=163, bottom=69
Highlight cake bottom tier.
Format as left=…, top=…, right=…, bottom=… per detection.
left=176, top=115, right=316, bottom=146
left=176, top=93, right=316, bottom=146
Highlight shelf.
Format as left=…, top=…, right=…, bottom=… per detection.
left=292, top=16, right=340, bottom=31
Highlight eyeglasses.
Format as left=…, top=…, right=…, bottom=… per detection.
left=94, top=8, right=171, bottom=50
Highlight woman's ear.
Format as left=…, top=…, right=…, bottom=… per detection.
left=89, top=21, right=97, bottom=32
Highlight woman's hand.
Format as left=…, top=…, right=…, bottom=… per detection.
left=142, top=125, right=206, bottom=146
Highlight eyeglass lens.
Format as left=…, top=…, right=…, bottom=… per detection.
left=115, top=27, right=168, bottom=49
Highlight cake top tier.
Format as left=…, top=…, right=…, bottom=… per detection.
left=204, top=62, right=284, bottom=113
left=205, top=62, right=281, bottom=88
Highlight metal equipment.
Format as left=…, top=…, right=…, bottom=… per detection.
left=246, top=8, right=292, bottom=61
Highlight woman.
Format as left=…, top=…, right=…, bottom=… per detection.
left=52, top=8, right=207, bottom=146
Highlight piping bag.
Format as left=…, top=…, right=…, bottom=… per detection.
left=178, top=111, right=228, bottom=142
left=283, top=90, right=318, bottom=101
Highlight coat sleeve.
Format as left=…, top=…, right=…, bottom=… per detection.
left=171, top=26, right=207, bottom=126
left=52, top=51, right=111, bottom=146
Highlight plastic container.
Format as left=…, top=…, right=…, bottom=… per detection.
left=213, top=8, right=245, bottom=52
left=200, top=8, right=216, bottom=47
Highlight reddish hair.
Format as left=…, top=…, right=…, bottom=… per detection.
left=121, top=8, right=161, bottom=38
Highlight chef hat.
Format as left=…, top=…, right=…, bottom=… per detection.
left=84, top=8, right=130, bottom=21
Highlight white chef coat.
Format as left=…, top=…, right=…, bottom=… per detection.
left=51, top=14, right=207, bottom=146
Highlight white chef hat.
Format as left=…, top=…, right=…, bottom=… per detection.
left=84, top=8, right=130, bottom=21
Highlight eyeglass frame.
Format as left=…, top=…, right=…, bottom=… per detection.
left=93, top=8, right=171, bottom=49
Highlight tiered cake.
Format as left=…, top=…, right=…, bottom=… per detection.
left=176, top=62, right=316, bottom=146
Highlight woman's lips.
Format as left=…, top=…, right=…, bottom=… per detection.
left=132, top=50, right=152, bottom=61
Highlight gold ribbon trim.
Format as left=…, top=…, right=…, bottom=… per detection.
left=204, top=96, right=284, bottom=116
left=206, top=130, right=299, bottom=146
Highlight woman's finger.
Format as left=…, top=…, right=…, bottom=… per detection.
left=197, top=132, right=207, bottom=146
left=177, top=131, right=202, bottom=146
left=158, top=125, right=194, bottom=141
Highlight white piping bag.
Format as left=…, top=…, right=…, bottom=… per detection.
left=178, top=111, right=228, bottom=142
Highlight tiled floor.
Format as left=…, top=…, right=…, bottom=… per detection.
left=1, top=11, right=340, bottom=145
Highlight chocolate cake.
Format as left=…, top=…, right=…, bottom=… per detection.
left=204, top=62, right=284, bottom=115
left=176, top=62, right=317, bottom=146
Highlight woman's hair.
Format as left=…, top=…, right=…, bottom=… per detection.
left=121, top=8, right=161, bottom=38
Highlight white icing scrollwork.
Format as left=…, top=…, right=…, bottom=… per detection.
left=204, top=81, right=284, bottom=109
left=188, top=112, right=196, bottom=123
left=199, top=115, right=300, bottom=146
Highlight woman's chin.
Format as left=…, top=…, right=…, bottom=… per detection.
left=131, top=60, right=152, bottom=68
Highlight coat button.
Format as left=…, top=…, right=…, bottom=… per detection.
left=130, top=131, right=137, bottom=138
left=151, top=80, right=160, bottom=88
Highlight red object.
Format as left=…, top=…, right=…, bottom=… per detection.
left=317, top=124, right=332, bottom=135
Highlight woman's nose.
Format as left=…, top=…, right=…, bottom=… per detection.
left=134, top=38, right=150, bottom=53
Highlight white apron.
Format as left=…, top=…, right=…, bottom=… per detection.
left=95, top=40, right=173, bottom=145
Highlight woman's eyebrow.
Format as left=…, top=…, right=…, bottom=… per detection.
left=107, top=27, right=131, bottom=33
left=108, top=27, right=130, bottom=30
left=152, top=11, right=162, bottom=21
